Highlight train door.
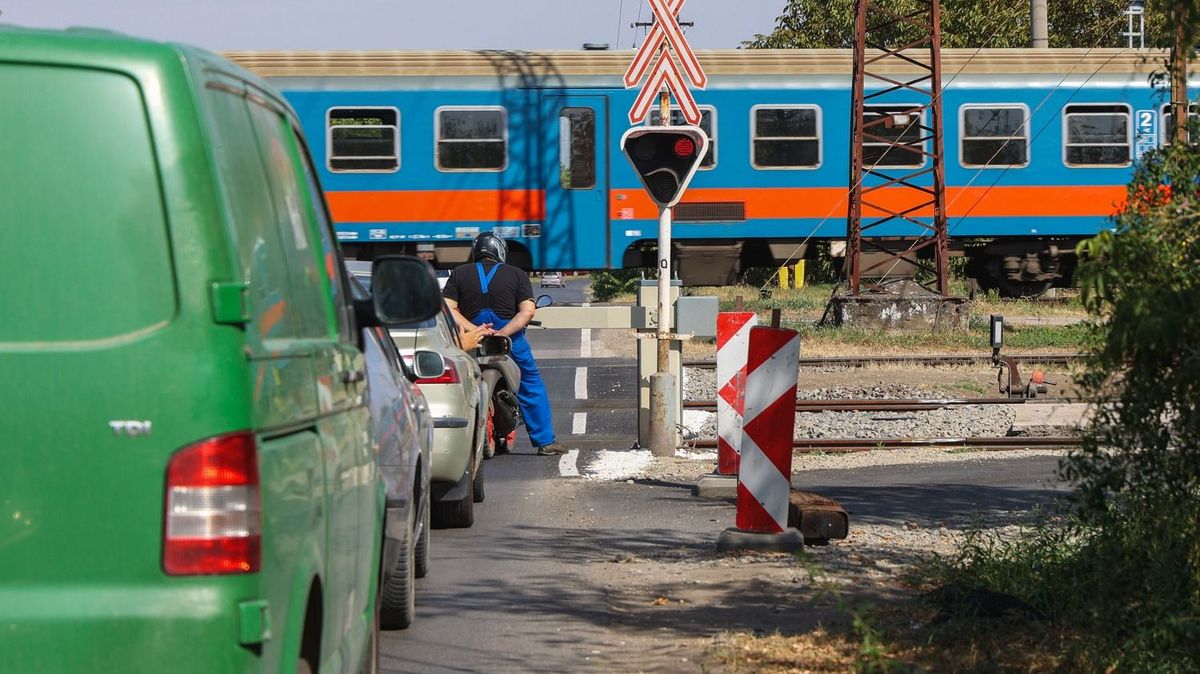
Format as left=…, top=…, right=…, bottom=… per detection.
left=540, top=95, right=608, bottom=270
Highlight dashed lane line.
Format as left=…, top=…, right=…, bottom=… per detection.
left=572, top=412, right=587, bottom=435
left=574, top=366, right=588, bottom=400
left=580, top=327, right=592, bottom=359
left=558, top=449, right=581, bottom=477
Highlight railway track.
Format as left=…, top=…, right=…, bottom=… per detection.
left=682, top=397, right=1076, bottom=412
left=683, top=353, right=1082, bottom=369
left=687, top=436, right=1082, bottom=453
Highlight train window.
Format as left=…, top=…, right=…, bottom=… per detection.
left=327, top=107, right=399, bottom=172
left=862, top=105, right=926, bottom=168
left=559, top=108, right=596, bottom=189
left=960, top=105, right=1029, bottom=168
left=751, top=106, right=821, bottom=169
left=1160, top=103, right=1199, bottom=145
left=1064, top=104, right=1131, bottom=167
left=648, top=106, right=716, bottom=169
left=436, top=107, right=507, bottom=171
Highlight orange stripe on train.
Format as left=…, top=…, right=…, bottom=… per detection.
left=613, top=186, right=1129, bottom=220
left=325, top=186, right=1127, bottom=224
left=327, top=189, right=545, bottom=223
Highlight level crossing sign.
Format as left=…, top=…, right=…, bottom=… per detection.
left=625, top=0, right=707, bottom=126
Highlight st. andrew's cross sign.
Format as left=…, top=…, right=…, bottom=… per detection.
left=624, top=0, right=707, bottom=126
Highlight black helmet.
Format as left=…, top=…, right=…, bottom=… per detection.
left=472, top=231, right=508, bottom=263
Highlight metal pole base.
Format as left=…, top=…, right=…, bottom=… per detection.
left=647, top=371, right=677, bottom=457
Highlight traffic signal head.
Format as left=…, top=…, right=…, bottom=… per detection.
left=620, top=126, right=709, bottom=208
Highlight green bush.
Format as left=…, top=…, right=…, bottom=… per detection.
left=923, top=125, right=1200, bottom=672
left=589, top=269, right=645, bottom=302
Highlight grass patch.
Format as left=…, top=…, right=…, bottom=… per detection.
left=789, top=319, right=1092, bottom=354
left=951, top=381, right=987, bottom=395
left=706, top=628, right=861, bottom=673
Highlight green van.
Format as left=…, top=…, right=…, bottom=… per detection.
left=0, top=27, right=439, bottom=674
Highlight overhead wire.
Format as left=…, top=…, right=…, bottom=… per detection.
left=616, top=0, right=626, bottom=50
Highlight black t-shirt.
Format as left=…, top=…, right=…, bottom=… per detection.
left=443, top=260, right=534, bottom=321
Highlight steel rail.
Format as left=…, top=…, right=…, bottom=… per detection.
left=682, top=396, right=1075, bottom=412
left=687, top=436, right=1082, bottom=453
left=683, top=353, right=1082, bottom=369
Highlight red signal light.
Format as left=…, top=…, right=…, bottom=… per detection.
left=673, top=137, right=695, bottom=157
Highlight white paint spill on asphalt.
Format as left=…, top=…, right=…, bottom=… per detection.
left=558, top=449, right=580, bottom=477
left=582, top=449, right=652, bottom=481
left=572, top=412, right=587, bottom=435
left=574, top=366, right=588, bottom=400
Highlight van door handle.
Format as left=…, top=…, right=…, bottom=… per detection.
left=340, top=369, right=365, bottom=384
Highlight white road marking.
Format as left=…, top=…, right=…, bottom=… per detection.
left=574, top=366, right=588, bottom=400
left=572, top=412, right=587, bottom=435
left=580, top=327, right=592, bottom=359
left=559, top=449, right=581, bottom=477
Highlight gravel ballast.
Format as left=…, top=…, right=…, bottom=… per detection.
left=682, top=367, right=1018, bottom=441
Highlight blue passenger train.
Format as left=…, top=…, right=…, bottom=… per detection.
left=226, top=48, right=1196, bottom=295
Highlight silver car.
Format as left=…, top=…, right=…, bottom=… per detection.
left=390, top=306, right=489, bottom=528
left=352, top=269, right=489, bottom=528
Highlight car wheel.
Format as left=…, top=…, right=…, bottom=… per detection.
left=414, top=487, right=430, bottom=579
left=472, top=457, right=485, bottom=503
left=379, top=504, right=416, bottom=629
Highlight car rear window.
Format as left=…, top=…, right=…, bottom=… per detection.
left=0, top=65, right=174, bottom=343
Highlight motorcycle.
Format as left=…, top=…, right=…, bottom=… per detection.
left=473, top=294, right=554, bottom=458
left=475, top=334, right=522, bottom=458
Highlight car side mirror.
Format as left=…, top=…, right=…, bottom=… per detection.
left=478, top=334, right=511, bottom=357
left=535, top=294, right=553, bottom=308
left=412, top=350, right=446, bottom=380
left=372, top=255, right=444, bottom=325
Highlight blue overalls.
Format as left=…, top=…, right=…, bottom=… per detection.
left=472, top=262, right=557, bottom=448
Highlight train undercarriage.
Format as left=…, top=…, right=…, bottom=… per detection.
left=345, top=236, right=1081, bottom=299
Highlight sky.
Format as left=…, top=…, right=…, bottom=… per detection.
left=2, top=1, right=788, bottom=51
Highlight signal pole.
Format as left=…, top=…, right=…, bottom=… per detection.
left=650, top=87, right=675, bottom=457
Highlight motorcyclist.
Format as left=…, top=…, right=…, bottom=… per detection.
left=443, top=233, right=565, bottom=456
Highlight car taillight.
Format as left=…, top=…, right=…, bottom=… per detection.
left=163, top=431, right=261, bottom=575
left=403, top=355, right=461, bottom=385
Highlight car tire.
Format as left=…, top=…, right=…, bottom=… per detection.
left=379, top=504, right=416, bottom=630
left=414, top=488, right=430, bottom=579
left=472, top=458, right=485, bottom=503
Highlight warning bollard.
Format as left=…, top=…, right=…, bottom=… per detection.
left=715, top=312, right=757, bottom=475
left=717, top=325, right=806, bottom=552
left=694, top=311, right=757, bottom=500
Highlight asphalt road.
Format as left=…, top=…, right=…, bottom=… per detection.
left=379, top=277, right=1069, bottom=673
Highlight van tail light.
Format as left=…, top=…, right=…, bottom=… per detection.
left=163, top=432, right=261, bottom=575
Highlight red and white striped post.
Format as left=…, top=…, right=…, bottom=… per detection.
left=735, top=326, right=801, bottom=534
left=715, top=312, right=758, bottom=475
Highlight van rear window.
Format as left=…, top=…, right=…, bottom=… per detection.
left=0, top=66, right=174, bottom=343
